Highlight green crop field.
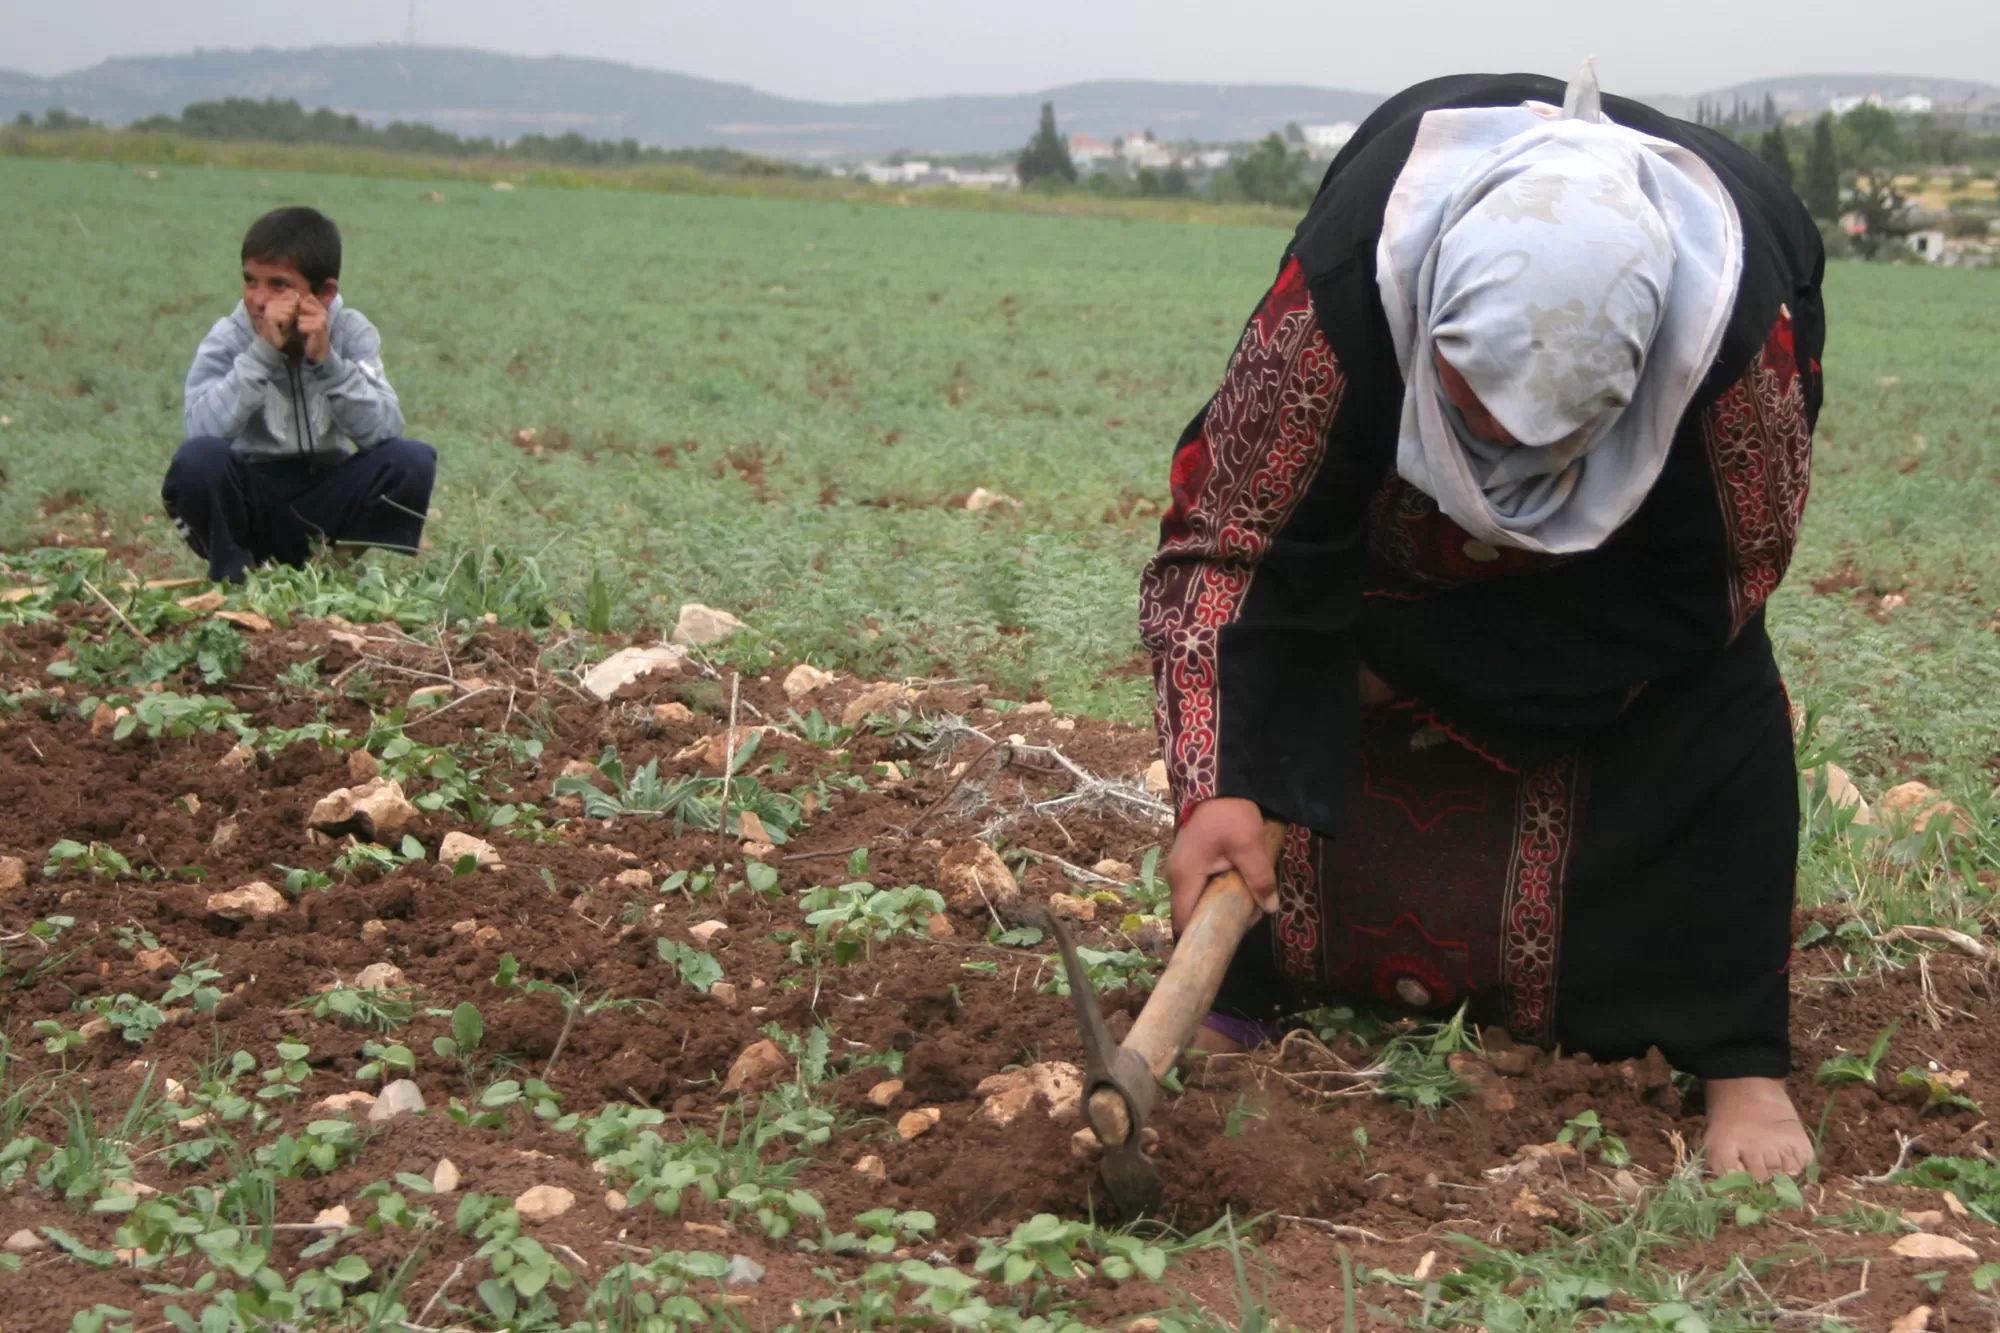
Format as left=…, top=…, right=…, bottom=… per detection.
left=2, top=152, right=1996, bottom=796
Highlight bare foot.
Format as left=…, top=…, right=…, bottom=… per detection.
left=1703, top=1076, right=1813, bottom=1181
left=1188, top=1023, right=1243, bottom=1055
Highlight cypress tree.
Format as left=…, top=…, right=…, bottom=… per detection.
left=1804, top=113, right=1840, bottom=220
left=1758, top=123, right=1794, bottom=187
left=1017, top=102, right=1077, bottom=186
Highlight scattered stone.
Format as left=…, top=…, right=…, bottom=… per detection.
left=439, top=831, right=502, bottom=869
left=1143, top=759, right=1170, bottom=796
left=1901, top=1209, right=1947, bottom=1229
left=1126, top=1320, right=1164, bottom=1333
left=450, top=919, right=479, bottom=936
left=679, top=725, right=766, bottom=770
left=5, top=1228, right=48, bottom=1254
left=651, top=701, right=696, bottom=724
left=315, top=1091, right=377, bottom=1113
left=210, top=819, right=239, bottom=850
left=1943, top=1192, right=1971, bottom=1218
left=431, top=1158, right=460, bottom=1193
left=736, top=810, right=770, bottom=844
left=179, top=792, right=202, bottom=817
left=1890, top=1306, right=1934, bottom=1333
left=472, top=926, right=501, bottom=948
left=207, top=881, right=287, bottom=923
left=307, top=777, right=419, bottom=841
left=514, top=1185, right=575, bottom=1223
left=347, top=749, right=380, bottom=783
left=927, top=913, right=955, bottom=940
left=313, top=1205, right=351, bottom=1228
left=867, top=1079, right=905, bottom=1109
left=672, top=604, right=749, bottom=647
left=78, top=1017, right=111, bottom=1040
left=709, top=981, right=739, bottom=1007
left=219, top=743, right=255, bottom=770
left=361, top=919, right=388, bottom=945
left=897, top=1107, right=943, bottom=1140
left=1489, top=1048, right=1535, bottom=1076
left=1032, top=1062, right=1083, bottom=1121
left=1092, top=858, right=1136, bottom=881
left=1879, top=781, right=1974, bottom=837
left=1048, top=893, right=1095, bottom=922
left=0, top=855, right=29, bottom=893
left=214, top=609, right=273, bottom=633
left=604, top=1189, right=628, bottom=1211
left=937, top=841, right=1020, bottom=911
left=1016, top=700, right=1053, bottom=717
left=724, top=1254, right=766, bottom=1287
left=841, top=681, right=913, bottom=728
left=368, top=1080, right=426, bottom=1122
left=134, top=947, right=179, bottom=973
left=689, top=920, right=729, bottom=945
left=783, top=663, right=836, bottom=701
left=177, top=590, right=227, bottom=614
left=104, top=1178, right=160, bottom=1199
left=964, top=487, right=1021, bottom=512
left=1891, top=1233, right=1978, bottom=1261
left=976, top=1063, right=1081, bottom=1126
left=742, top=841, right=777, bottom=861
left=1611, top=1169, right=1643, bottom=1202
left=582, top=644, right=688, bottom=700
left=722, top=1039, right=790, bottom=1095
left=492, top=180, right=516, bottom=191
left=853, top=1155, right=887, bottom=1183
left=611, top=868, right=652, bottom=891
left=407, top=684, right=453, bottom=708
left=419, top=190, right=447, bottom=204
left=354, top=962, right=407, bottom=990
left=1054, top=717, right=1076, bottom=731
left=684, top=1221, right=732, bottom=1240
left=977, top=1080, right=1038, bottom=1128
left=562, top=758, right=602, bottom=780
left=1510, top=1186, right=1558, bottom=1220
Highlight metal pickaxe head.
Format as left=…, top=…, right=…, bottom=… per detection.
left=1048, top=911, right=1162, bottom=1218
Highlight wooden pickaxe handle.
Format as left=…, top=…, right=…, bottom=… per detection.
left=1087, top=817, right=1287, bottom=1147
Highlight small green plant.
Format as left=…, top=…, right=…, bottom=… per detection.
left=1039, top=944, right=1159, bottom=996
left=800, top=881, right=947, bottom=961
left=161, top=959, right=226, bottom=1015
left=291, top=985, right=414, bottom=1031
left=1556, top=1109, right=1633, bottom=1166
left=1816, top=1021, right=1897, bottom=1086
left=724, top=1182, right=825, bottom=1239
left=356, top=1040, right=417, bottom=1082
left=256, top=1118, right=360, bottom=1177
left=258, top=1040, right=313, bottom=1101
left=111, top=690, right=255, bottom=741
left=88, top=994, right=167, bottom=1046
left=786, top=707, right=853, bottom=748
left=333, top=834, right=426, bottom=878
left=44, top=839, right=132, bottom=880
left=1898, top=1066, right=1983, bottom=1114
left=657, top=938, right=725, bottom=991
left=1708, top=1169, right=1805, bottom=1226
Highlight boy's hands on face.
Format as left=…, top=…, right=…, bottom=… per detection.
left=296, top=292, right=331, bottom=364
left=257, top=291, right=300, bottom=352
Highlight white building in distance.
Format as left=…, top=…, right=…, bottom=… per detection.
left=1300, top=122, right=1358, bottom=156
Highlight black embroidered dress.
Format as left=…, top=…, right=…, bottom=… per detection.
left=1139, top=75, right=1825, bottom=1079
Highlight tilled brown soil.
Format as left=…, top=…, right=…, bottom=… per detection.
left=2, top=611, right=1996, bottom=1330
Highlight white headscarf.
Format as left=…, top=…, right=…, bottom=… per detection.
left=1377, top=65, right=1743, bottom=554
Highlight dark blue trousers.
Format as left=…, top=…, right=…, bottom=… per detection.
left=162, top=437, right=437, bottom=583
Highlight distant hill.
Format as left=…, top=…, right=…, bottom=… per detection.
left=1648, top=73, right=2000, bottom=119
left=0, top=46, right=1383, bottom=156
left=4, top=48, right=1993, bottom=156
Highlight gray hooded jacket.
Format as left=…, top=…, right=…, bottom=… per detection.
left=183, top=296, right=404, bottom=462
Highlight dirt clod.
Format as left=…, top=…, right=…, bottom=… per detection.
left=1891, top=1233, right=1979, bottom=1261
left=0, top=855, right=25, bottom=893
left=937, top=841, right=1018, bottom=911
left=515, top=1185, right=575, bottom=1222
left=722, top=1039, right=789, bottom=1094
left=306, top=777, right=418, bottom=840
left=206, top=880, right=286, bottom=922
left=897, top=1107, right=943, bottom=1139
left=672, top=604, right=747, bottom=647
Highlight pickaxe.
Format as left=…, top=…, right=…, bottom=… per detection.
left=1051, top=818, right=1285, bottom=1218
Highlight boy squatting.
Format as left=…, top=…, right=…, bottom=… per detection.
left=163, top=206, right=436, bottom=583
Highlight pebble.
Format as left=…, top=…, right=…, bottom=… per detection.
left=360, top=919, right=388, bottom=945
left=721, top=1039, right=789, bottom=1094
left=368, top=1080, right=426, bottom=1122
left=724, top=1254, right=766, bottom=1287
left=604, top=1189, right=628, bottom=1211
left=450, top=919, right=479, bottom=936
left=612, top=868, right=652, bottom=891
left=3, top=1228, right=46, bottom=1254
left=897, top=1107, right=943, bottom=1140
left=1092, top=858, right=1136, bottom=881
left=133, top=947, right=179, bottom=973
left=206, top=881, right=287, bottom=922
left=0, top=856, right=25, bottom=893
left=439, top=831, right=502, bottom=869
left=672, top=604, right=748, bottom=648
left=472, top=926, right=501, bottom=948
left=347, top=749, right=380, bottom=783
left=709, top=981, right=739, bottom=1007
left=736, top=811, right=770, bottom=844
left=315, top=1091, right=377, bottom=1113
left=581, top=644, right=687, bottom=699
left=313, top=1205, right=351, bottom=1228
left=782, top=663, right=835, bottom=701
left=307, top=777, right=418, bottom=839
left=218, top=743, right=255, bottom=770
left=1891, top=1233, right=1979, bottom=1261
left=651, top=701, right=696, bottom=723
left=1143, top=759, right=1170, bottom=795
left=689, top=919, right=729, bottom=945
left=514, top=1185, right=575, bottom=1222
left=867, top=1079, right=905, bottom=1108
left=1048, top=893, right=1095, bottom=922
left=937, top=841, right=1019, bottom=911
left=926, top=913, right=955, bottom=940
left=354, top=962, right=407, bottom=990
left=431, top=1158, right=460, bottom=1193
left=853, top=1155, right=887, bottom=1183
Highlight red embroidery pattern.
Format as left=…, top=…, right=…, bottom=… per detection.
left=1365, top=473, right=1569, bottom=600
left=1274, top=822, right=1321, bottom=979
left=1139, top=257, right=1346, bottom=811
left=1499, top=754, right=1582, bottom=1041
left=1699, top=310, right=1814, bottom=639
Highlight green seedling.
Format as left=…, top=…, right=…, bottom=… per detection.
left=1556, top=1109, right=1633, bottom=1166
left=1816, top=1021, right=1897, bottom=1086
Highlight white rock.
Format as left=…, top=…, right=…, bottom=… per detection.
left=347, top=749, right=380, bottom=783
left=671, top=604, right=748, bottom=648
left=652, top=701, right=696, bottom=723
left=724, top=1254, right=766, bottom=1286
left=1092, top=859, right=1136, bottom=881
left=581, top=644, right=688, bottom=700
left=1031, top=1061, right=1083, bottom=1122
left=308, top=778, right=418, bottom=840
left=313, top=1205, right=351, bottom=1228
left=1016, top=701, right=1053, bottom=716
left=964, top=487, right=1021, bottom=511
left=1879, top=782, right=1975, bottom=837
left=361, top=919, right=388, bottom=945
left=219, top=743, right=255, bottom=770
left=368, top=1080, right=426, bottom=1122
left=1143, top=759, right=1170, bottom=796
left=853, top=1155, right=887, bottom=1183
left=897, top=1107, right=943, bottom=1139
left=354, top=962, right=407, bottom=990
left=439, top=831, right=502, bottom=869
left=207, top=881, right=287, bottom=922
left=1892, top=1233, right=1979, bottom=1261
left=722, top=1039, right=789, bottom=1094
left=736, top=811, right=769, bottom=844
left=315, top=1091, right=377, bottom=1113
left=432, top=1158, right=460, bottom=1193
left=514, top=1185, right=575, bottom=1222
left=4, top=1228, right=46, bottom=1254
left=0, top=855, right=28, bottom=892
left=689, top=920, right=729, bottom=945
left=782, top=663, right=836, bottom=701
left=1048, top=893, right=1095, bottom=922
left=840, top=681, right=914, bottom=728
left=605, top=1189, right=628, bottom=1211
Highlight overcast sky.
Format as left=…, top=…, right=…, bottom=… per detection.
left=6, top=0, right=1996, bottom=100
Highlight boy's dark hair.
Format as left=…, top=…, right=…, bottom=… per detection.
left=240, top=207, right=341, bottom=289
